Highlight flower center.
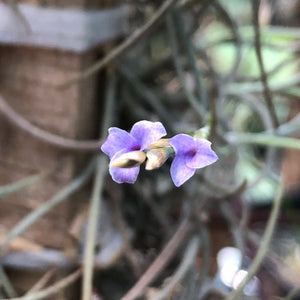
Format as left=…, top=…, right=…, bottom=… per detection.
left=132, top=145, right=141, bottom=151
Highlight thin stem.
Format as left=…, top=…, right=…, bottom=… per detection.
left=226, top=132, right=300, bottom=151
left=208, top=91, right=218, bottom=142
left=230, top=93, right=277, bottom=191
left=195, top=222, right=211, bottom=297
left=172, top=7, right=208, bottom=109
left=220, top=202, right=245, bottom=258
left=0, top=172, right=45, bottom=198
left=119, top=65, right=175, bottom=133
left=111, top=192, right=143, bottom=276
left=120, top=217, right=192, bottom=300
left=136, top=184, right=172, bottom=238
left=25, top=268, right=56, bottom=295
left=252, top=0, right=279, bottom=127
left=3, top=268, right=82, bottom=300
left=81, top=73, right=115, bottom=300
left=282, top=286, right=300, bottom=300
left=7, top=0, right=31, bottom=33
left=0, top=93, right=100, bottom=152
left=196, top=26, right=300, bottom=53
left=226, top=71, right=300, bottom=94
left=212, top=0, right=242, bottom=85
left=226, top=179, right=283, bottom=300
left=81, top=156, right=107, bottom=300
left=0, top=158, right=96, bottom=255
left=274, top=113, right=300, bottom=137
left=238, top=55, right=297, bottom=83
left=150, top=236, right=201, bottom=300
left=59, top=0, right=177, bottom=87
left=0, top=265, right=17, bottom=298
left=166, top=13, right=205, bottom=120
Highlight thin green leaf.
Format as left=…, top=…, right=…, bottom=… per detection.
left=0, top=159, right=95, bottom=254
left=0, top=173, right=45, bottom=198
left=227, top=132, right=300, bottom=150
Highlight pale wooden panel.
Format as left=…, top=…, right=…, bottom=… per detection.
left=0, top=2, right=128, bottom=52
left=0, top=45, right=99, bottom=249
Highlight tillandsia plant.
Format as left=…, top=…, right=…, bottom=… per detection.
left=101, top=120, right=218, bottom=187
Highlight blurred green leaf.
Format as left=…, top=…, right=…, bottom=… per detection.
left=198, top=24, right=298, bottom=79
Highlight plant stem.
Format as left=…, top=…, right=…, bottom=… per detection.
left=0, top=159, right=96, bottom=255
left=226, top=132, right=300, bottom=150
left=226, top=179, right=283, bottom=300
left=81, top=73, right=115, bottom=300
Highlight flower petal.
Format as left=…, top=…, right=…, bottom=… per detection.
left=109, top=166, right=140, bottom=184
left=170, top=155, right=195, bottom=187
left=187, top=138, right=218, bottom=169
left=168, top=134, right=195, bottom=155
left=101, top=127, right=138, bottom=159
left=130, top=120, right=167, bottom=151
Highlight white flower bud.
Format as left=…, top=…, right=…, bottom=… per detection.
left=146, top=138, right=171, bottom=150
left=110, top=151, right=146, bottom=168
left=145, top=149, right=169, bottom=170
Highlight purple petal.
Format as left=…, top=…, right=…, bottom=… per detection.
left=109, top=166, right=140, bottom=184
left=170, top=155, right=195, bottom=187
left=187, top=139, right=218, bottom=169
left=101, top=127, right=138, bottom=159
left=130, top=121, right=167, bottom=151
left=169, top=134, right=195, bottom=155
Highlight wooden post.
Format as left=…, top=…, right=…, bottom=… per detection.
left=0, top=0, right=125, bottom=295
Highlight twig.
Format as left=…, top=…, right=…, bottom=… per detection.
left=7, top=0, right=31, bottom=33
left=212, top=0, right=242, bottom=85
left=196, top=28, right=300, bottom=54
left=59, top=0, right=177, bottom=87
left=172, top=7, right=208, bottom=110
left=238, top=55, right=297, bottom=83
left=3, top=268, right=82, bottom=300
left=282, top=286, right=300, bottom=300
left=136, top=184, right=172, bottom=238
left=273, top=113, right=300, bottom=137
left=120, top=217, right=192, bottom=300
left=111, top=191, right=142, bottom=276
left=150, top=236, right=201, bottom=300
left=25, top=268, right=56, bottom=295
left=195, top=48, right=220, bottom=141
left=0, top=93, right=100, bottom=152
left=0, top=157, right=96, bottom=255
left=181, top=213, right=211, bottom=299
left=119, top=65, right=175, bottom=133
left=226, top=132, right=300, bottom=150
left=226, top=71, right=300, bottom=94
left=0, top=265, right=17, bottom=298
left=230, top=93, right=278, bottom=191
left=208, top=90, right=218, bottom=142
left=226, top=179, right=283, bottom=300
left=220, top=202, right=245, bottom=258
left=82, top=157, right=107, bottom=300
left=166, top=12, right=205, bottom=121
left=81, top=73, right=115, bottom=300
left=0, top=172, right=45, bottom=198
left=233, top=93, right=273, bottom=131
left=239, top=195, right=251, bottom=236
left=195, top=222, right=211, bottom=296
left=252, top=0, right=279, bottom=127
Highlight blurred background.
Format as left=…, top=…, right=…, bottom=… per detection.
left=0, top=0, right=300, bottom=299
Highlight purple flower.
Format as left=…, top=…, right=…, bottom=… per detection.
left=168, top=134, right=218, bottom=187
left=101, top=120, right=167, bottom=184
